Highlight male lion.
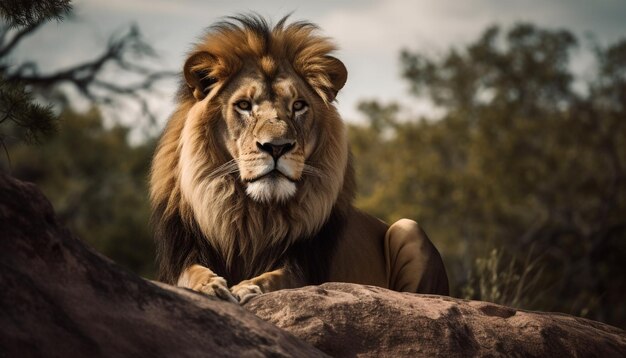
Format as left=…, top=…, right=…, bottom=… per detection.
left=150, top=15, right=449, bottom=303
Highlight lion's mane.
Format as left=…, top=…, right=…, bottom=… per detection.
left=150, top=15, right=355, bottom=284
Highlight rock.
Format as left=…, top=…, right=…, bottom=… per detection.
left=0, top=174, right=324, bottom=357
left=245, top=283, right=626, bottom=357
left=2, top=173, right=625, bottom=358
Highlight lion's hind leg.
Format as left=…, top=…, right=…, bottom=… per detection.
left=177, top=264, right=238, bottom=303
left=385, top=219, right=449, bottom=295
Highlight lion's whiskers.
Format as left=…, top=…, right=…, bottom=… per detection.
left=302, top=163, right=329, bottom=180
left=207, top=159, right=240, bottom=180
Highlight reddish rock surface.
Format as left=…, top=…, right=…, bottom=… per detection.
left=0, top=174, right=324, bottom=357
left=246, top=283, right=626, bottom=357
left=2, top=173, right=625, bottom=357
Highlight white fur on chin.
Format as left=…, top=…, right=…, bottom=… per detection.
left=245, top=177, right=296, bottom=203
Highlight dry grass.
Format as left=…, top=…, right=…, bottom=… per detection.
left=461, top=245, right=546, bottom=309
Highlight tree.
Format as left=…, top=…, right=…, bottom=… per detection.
left=0, top=0, right=70, bottom=154
left=0, top=0, right=172, bottom=277
left=0, top=0, right=71, bottom=27
left=351, top=24, right=626, bottom=327
left=6, top=108, right=156, bottom=276
left=0, top=0, right=174, bottom=158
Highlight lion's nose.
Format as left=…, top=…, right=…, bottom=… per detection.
left=256, top=141, right=295, bottom=160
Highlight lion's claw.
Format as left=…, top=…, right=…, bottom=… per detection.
left=230, top=283, right=263, bottom=304
left=194, top=276, right=238, bottom=303
left=212, top=284, right=240, bottom=304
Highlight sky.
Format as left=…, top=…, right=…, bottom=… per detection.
left=11, top=0, right=626, bottom=130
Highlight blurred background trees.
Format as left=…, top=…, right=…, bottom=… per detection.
left=351, top=24, right=626, bottom=326
left=5, top=108, right=156, bottom=276
left=0, top=0, right=167, bottom=277
left=1, top=2, right=625, bottom=328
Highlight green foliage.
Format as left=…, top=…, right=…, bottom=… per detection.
left=2, top=108, right=156, bottom=277
left=0, top=0, right=67, bottom=154
left=0, top=0, right=171, bottom=278
left=1, top=6, right=622, bottom=330
left=0, top=79, right=57, bottom=147
left=0, top=0, right=172, bottom=280
left=351, top=24, right=626, bottom=327
left=1, top=0, right=171, bottom=159
left=0, top=0, right=71, bottom=27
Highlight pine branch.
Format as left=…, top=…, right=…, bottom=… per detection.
left=0, top=80, right=57, bottom=144
left=0, top=0, right=72, bottom=28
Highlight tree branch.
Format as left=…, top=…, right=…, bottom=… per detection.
left=0, top=20, right=42, bottom=58
left=4, top=25, right=176, bottom=128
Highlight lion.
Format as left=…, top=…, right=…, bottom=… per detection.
left=150, top=15, right=449, bottom=303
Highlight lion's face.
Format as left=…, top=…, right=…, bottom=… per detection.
left=217, top=69, right=318, bottom=203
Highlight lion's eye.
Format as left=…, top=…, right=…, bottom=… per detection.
left=235, top=100, right=252, bottom=111
left=292, top=100, right=308, bottom=114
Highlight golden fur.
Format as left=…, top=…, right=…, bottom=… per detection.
left=150, top=15, right=353, bottom=284
left=150, top=15, right=449, bottom=300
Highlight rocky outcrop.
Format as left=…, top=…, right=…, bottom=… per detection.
left=1, top=173, right=625, bottom=357
left=246, top=283, right=626, bottom=357
left=0, top=174, right=323, bottom=357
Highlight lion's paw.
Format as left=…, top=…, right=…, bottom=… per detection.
left=178, top=265, right=238, bottom=303
left=230, top=283, right=263, bottom=304
left=194, top=276, right=239, bottom=304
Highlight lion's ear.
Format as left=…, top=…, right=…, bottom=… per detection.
left=325, top=56, right=347, bottom=102
left=184, top=52, right=219, bottom=100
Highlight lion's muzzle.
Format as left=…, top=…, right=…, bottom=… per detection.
left=241, top=138, right=302, bottom=203
left=256, top=140, right=295, bottom=161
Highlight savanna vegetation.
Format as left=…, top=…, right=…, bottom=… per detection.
left=1, top=1, right=625, bottom=328
left=351, top=25, right=626, bottom=326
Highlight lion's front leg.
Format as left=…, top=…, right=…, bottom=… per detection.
left=177, top=264, right=238, bottom=303
left=230, top=268, right=303, bottom=304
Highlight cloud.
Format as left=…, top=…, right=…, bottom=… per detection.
left=316, top=0, right=626, bottom=121
left=320, top=0, right=626, bottom=57
left=13, top=0, right=626, bottom=125
left=87, top=0, right=194, bottom=16
left=319, top=1, right=488, bottom=55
